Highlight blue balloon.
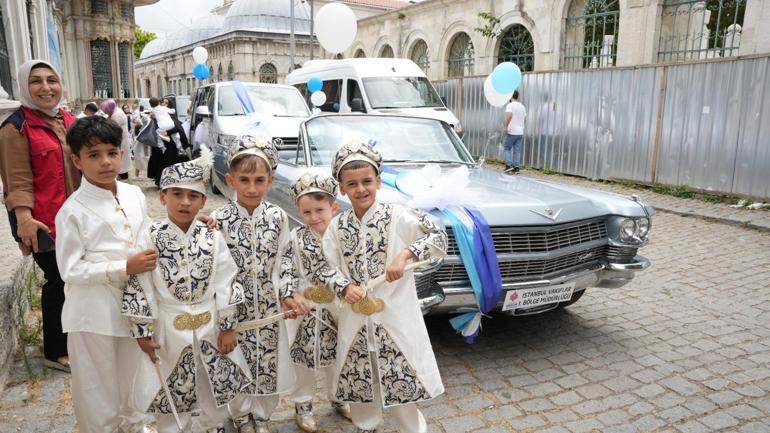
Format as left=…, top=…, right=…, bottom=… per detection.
left=308, top=76, right=323, bottom=93
left=193, top=63, right=209, bottom=80
left=491, top=62, right=522, bottom=94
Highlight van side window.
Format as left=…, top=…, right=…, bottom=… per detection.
left=206, top=87, right=216, bottom=114
left=320, top=79, right=342, bottom=112
left=347, top=79, right=365, bottom=113
left=295, top=83, right=310, bottom=108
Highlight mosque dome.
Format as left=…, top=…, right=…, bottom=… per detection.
left=223, top=0, right=310, bottom=35
left=139, top=14, right=225, bottom=59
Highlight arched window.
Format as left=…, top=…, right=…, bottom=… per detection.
left=334, top=53, right=344, bottom=59
left=217, top=63, right=223, bottom=82
left=228, top=61, right=235, bottom=80
left=136, top=78, right=141, bottom=97
left=563, top=0, right=619, bottom=69
left=354, top=49, right=366, bottom=58
left=447, top=33, right=474, bottom=78
left=657, top=0, right=746, bottom=62
left=208, top=66, right=213, bottom=83
left=91, top=0, right=107, bottom=14
left=379, top=45, right=394, bottom=58
left=498, top=25, right=534, bottom=72
left=156, top=76, right=163, bottom=96
left=259, top=63, right=277, bottom=83
left=410, top=39, right=429, bottom=73
left=91, top=39, right=113, bottom=98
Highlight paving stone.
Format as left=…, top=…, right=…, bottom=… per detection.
left=439, top=415, right=485, bottom=433
left=699, top=411, right=740, bottom=430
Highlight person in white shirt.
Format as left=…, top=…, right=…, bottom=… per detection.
left=76, top=102, right=98, bottom=119
left=55, top=116, right=155, bottom=433
left=503, top=90, right=526, bottom=174
left=149, top=97, right=177, bottom=143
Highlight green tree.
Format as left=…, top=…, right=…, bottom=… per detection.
left=134, top=27, right=157, bottom=60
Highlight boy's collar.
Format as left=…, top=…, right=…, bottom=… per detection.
left=234, top=199, right=265, bottom=217
left=351, top=200, right=380, bottom=222
left=166, top=217, right=199, bottom=236
left=80, top=176, right=118, bottom=198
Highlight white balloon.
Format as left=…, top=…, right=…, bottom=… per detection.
left=315, top=3, right=357, bottom=54
left=310, top=91, right=327, bottom=107
left=483, top=75, right=513, bottom=107
left=192, top=46, right=208, bottom=64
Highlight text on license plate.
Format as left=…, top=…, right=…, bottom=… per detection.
left=502, top=283, right=576, bottom=311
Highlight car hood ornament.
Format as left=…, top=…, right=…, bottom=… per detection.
left=530, top=207, right=562, bottom=221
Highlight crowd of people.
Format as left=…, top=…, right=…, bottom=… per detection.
left=0, top=59, right=447, bottom=433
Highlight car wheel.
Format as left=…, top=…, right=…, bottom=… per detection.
left=210, top=168, right=222, bottom=195
left=558, top=289, right=586, bottom=309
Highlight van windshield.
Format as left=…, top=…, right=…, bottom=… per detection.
left=362, top=77, right=444, bottom=109
left=217, top=85, right=310, bottom=117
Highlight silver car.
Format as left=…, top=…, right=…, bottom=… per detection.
left=251, top=114, right=653, bottom=316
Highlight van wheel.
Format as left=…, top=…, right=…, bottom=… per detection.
left=558, top=289, right=586, bottom=309
left=210, top=169, right=222, bottom=195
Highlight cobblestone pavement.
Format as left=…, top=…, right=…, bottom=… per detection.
left=1, top=174, right=770, bottom=432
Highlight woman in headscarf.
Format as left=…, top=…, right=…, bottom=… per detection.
left=101, top=99, right=132, bottom=180
left=0, top=60, right=77, bottom=372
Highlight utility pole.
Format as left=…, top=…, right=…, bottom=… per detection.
left=310, top=0, right=314, bottom=60
left=290, top=0, right=296, bottom=71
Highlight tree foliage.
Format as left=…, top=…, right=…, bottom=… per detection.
left=474, top=12, right=503, bottom=40
left=134, top=27, right=157, bottom=60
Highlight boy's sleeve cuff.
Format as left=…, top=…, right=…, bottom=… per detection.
left=131, top=322, right=153, bottom=338
left=107, top=260, right=128, bottom=284
left=218, top=307, right=237, bottom=331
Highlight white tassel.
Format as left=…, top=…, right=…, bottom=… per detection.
left=195, top=144, right=214, bottom=171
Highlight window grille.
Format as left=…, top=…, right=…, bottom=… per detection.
left=562, top=0, right=619, bottom=69
left=657, top=0, right=745, bottom=62
left=227, top=61, right=234, bottom=80
left=498, top=24, right=534, bottom=72
left=0, top=5, right=13, bottom=97
left=118, top=42, right=131, bottom=98
left=91, top=0, right=107, bottom=14
left=91, top=39, right=113, bottom=98
left=447, top=33, right=474, bottom=78
left=120, top=1, right=133, bottom=19
left=410, top=40, right=429, bottom=73
left=379, top=45, right=394, bottom=58
left=259, top=63, right=277, bottom=83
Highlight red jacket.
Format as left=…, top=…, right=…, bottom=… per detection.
left=5, top=106, right=77, bottom=239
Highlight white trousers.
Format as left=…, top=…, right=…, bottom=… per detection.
left=228, top=394, right=280, bottom=422
left=290, top=365, right=335, bottom=404
left=155, top=350, right=229, bottom=433
left=68, top=332, right=147, bottom=433
left=348, top=351, right=427, bottom=433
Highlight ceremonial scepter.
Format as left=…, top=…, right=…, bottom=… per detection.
left=153, top=359, right=183, bottom=431
left=236, top=308, right=337, bottom=332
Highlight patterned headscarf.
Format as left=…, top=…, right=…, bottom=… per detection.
left=331, top=140, right=383, bottom=181
left=228, top=135, right=278, bottom=171
left=291, top=172, right=338, bottom=202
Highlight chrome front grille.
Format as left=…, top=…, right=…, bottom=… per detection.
left=445, top=219, right=608, bottom=255
left=274, top=137, right=299, bottom=150
left=434, top=245, right=610, bottom=283
left=606, top=245, right=638, bottom=264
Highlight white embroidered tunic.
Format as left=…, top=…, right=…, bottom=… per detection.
left=122, top=219, right=252, bottom=413
left=213, top=200, right=295, bottom=396
left=284, top=226, right=349, bottom=370
left=322, top=202, right=448, bottom=407
left=56, top=178, right=149, bottom=337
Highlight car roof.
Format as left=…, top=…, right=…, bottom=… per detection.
left=287, top=58, right=426, bottom=82
left=302, top=112, right=450, bottom=127
left=197, top=81, right=297, bottom=91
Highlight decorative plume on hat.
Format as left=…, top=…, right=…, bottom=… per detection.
left=291, top=172, right=338, bottom=202
left=331, top=140, right=383, bottom=181
left=228, top=134, right=279, bottom=170
left=160, top=144, right=214, bottom=194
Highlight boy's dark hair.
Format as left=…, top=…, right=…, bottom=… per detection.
left=301, top=191, right=335, bottom=205
left=339, top=160, right=377, bottom=180
left=66, top=116, right=123, bottom=156
left=149, top=97, right=160, bottom=107
left=229, top=153, right=272, bottom=174
left=84, top=102, right=98, bottom=113
left=513, top=90, right=519, bottom=100
left=139, top=105, right=145, bottom=111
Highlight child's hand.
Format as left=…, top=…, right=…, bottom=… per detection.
left=197, top=214, right=219, bottom=230
left=290, top=293, right=311, bottom=316
left=137, top=337, right=160, bottom=363
left=127, top=249, right=157, bottom=275
left=385, top=250, right=416, bottom=282
left=218, top=329, right=237, bottom=354
left=343, top=284, right=365, bottom=305
left=281, top=297, right=299, bottom=319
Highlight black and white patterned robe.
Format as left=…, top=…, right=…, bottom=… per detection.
left=284, top=226, right=349, bottom=370
left=213, top=200, right=295, bottom=396
left=322, top=202, right=448, bottom=408
left=122, top=219, right=252, bottom=414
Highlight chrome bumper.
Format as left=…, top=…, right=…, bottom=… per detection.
left=419, top=255, right=651, bottom=315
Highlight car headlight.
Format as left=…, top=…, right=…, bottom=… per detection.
left=619, top=218, right=636, bottom=241
left=454, top=123, right=463, bottom=135
left=636, top=217, right=650, bottom=238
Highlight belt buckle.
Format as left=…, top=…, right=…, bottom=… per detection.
left=173, top=311, right=211, bottom=330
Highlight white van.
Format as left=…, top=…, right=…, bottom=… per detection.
left=286, top=58, right=463, bottom=137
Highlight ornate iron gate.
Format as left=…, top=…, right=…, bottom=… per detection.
left=0, top=5, right=13, bottom=97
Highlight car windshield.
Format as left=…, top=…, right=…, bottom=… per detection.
left=363, top=77, right=444, bottom=109
left=305, top=116, right=473, bottom=166
left=217, top=85, right=310, bottom=117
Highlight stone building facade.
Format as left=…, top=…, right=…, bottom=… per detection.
left=345, top=0, right=770, bottom=81
left=0, top=0, right=155, bottom=108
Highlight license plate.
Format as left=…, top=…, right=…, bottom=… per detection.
left=502, top=283, right=576, bottom=311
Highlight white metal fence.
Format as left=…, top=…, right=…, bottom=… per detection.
left=434, top=55, right=770, bottom=199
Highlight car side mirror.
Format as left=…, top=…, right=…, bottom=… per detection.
left=440, top=96, right=448, bottom=106
left=350, top=98, right=365, bottom=113
left=195, top=105, right=211, bottom=117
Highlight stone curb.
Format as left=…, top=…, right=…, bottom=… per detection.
left=0, top=255, right=33, bottom=393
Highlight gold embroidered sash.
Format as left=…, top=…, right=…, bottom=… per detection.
left=173, top=311, right=211, bottom=331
